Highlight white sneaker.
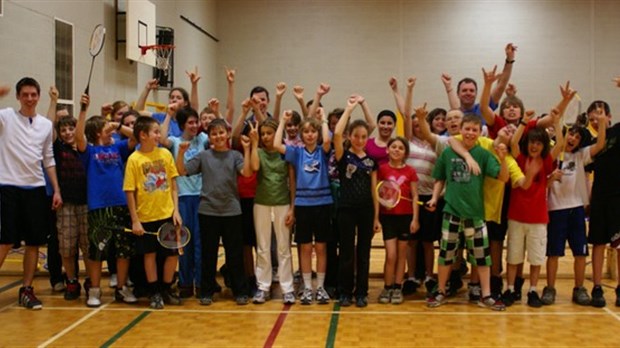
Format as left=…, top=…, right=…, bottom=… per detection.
left=109, top=274, right=118, bottom=288
left=115, top=286, right=138, bottom=304
left=87, top=287, right=102, bottom=308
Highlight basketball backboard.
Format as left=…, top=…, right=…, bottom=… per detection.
left=126, top=0, right=156, bottom=67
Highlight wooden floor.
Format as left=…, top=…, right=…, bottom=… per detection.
left=1, top=246, right=620, bottom=347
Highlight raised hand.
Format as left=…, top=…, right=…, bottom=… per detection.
left=414, top=102, right=428, bottom=120
left=495, top=142, right=508, bottom=160
left=80, top=94, right=90, bottom=109
left=406, top=76, right=417, bottom=89
left=505, top=43, right=517, bottom=61
left=346, top=95, right=358, bottom=109
left=613, top=76, right=620, bottom=88
left=146, top=78, right=159, bottom=90
left=167, top=101, right=180, bottom=115
left=441, top=73, right=452, bottom=89
left=100, top=103, right=113, bottom=117
left=179, top=141, right=190, bottom=152
left=185, top=66, right=201, bottom=84
left=389, top=77, right=398, bottom=91
left=596, top=106, right=608, bottom=124
left=496, top=124, right=515, bottom=146
left=522, top=110, right=535, bottom=123
left=505, top=83, right=517, bottom=97
left=241, top=98, right=252, bottom=114
left=559, top=81, right=577, bottom=101
left=49, top=86, right=59, bottom=101
left=355, top=94, right=366, bottom=105
left=276, top=82, right=287, bottom=97
left=240, top=135, right=251, bottom=150
left=225, top=66, right=236, bottom=84
left=293, top=85, right=304, bottom=100
left=316, top=107, right=325, bottom=122
left=208, top=98, right=220, bottom=114
left=247, top=120, right=258, bottom=145
left=0, top=85, right=9, bottom=97
left=281, top=110, right=293, bottom=123
left=317, top=83, right=330, bottom=96
left=482, top=65, right=501, bottom=84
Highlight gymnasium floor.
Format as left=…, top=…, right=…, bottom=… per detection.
left=1, top=247, right=620, bottom=347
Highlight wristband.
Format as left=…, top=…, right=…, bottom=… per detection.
left=116, top=122, right=123, bottom=131
left=519, top=120, right=528, bottom=126
left=506, top=59, right=515, bottom=64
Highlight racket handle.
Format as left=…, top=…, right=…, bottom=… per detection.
left=80, top=86, right=90, bottom=112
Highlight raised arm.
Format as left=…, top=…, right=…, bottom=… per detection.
left=186, top=66, right=201, bottom=111
left=239, top=134, right=253, bottom=177
left=47, top=86, right=59, bottom=140
left=159, top=103, right=178, bottom=149
left=511, top=110, right=534, bottom=158
left=232, top=98, right=252, bottom=148
left=480, top=65, right=502, bottom=126
left=76, top=94, right=89, bottom=153
left=590, top=104, right=608, bottom=157
left=495, top=143, right=510, bottom=183
left=293, top=85, right=308, bottom=118
left=334, top=96, right=358, bottom=161
left=549, top=108, right=564, bottom=160
left=225, top=66, right=235, bottom=125
left=441, top=73, right=460, bottom=110
left=273, top=110, right=290, bottom=155
left=0, top=85, right=9, bottom=97
left=357, top=94, right=376, bottom=134
left=318, top=107, right=331, bottom=154
left=273, top=82, right=286, bottom=123
left=135, top=78, right=159, bottom=111
left=414, top=103, right=438, bottom=147
left=490, top=43, right=517, bottom=104
left=537, top=81, right=577, bottom=129
left=249, top=122, right=260, bottom=172
left=389, top=77, right=410, bottom=139
left=307, top=83, right=330, bottom=118
left=175, top=142, right=190, bottom=176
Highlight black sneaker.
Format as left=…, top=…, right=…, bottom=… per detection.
left=502, top=290, right=515, bottom=307
left=402, top=279, right=417, bottom=295
left=64, top=279, right=81, bottom=300
left=591, top=285, right=606, bottom=308
left=162, top=289, right=181, bottom=305
left=527, top=291, right=543, bottom=308
left=178, top=286, right=194, bottom=299
left=236, top=295, right=249, bottom=305
left=19, top=286, right=43, bottom=310
left=424, top=278, right=438, bottom=296
left=339, top=295, right=352, bottom=307
left=355, top=296, right=368, bottom=308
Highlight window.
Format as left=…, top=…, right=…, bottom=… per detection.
left=55, top=18, right=74, bottom=115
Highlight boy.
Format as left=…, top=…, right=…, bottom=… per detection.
left=0, top=77, right=62, bottom=310
left=124, top=116, right=182, bottom=309
left=427, top=114, right=509, bottom=311
left=177, top=119, right=253, bottom=305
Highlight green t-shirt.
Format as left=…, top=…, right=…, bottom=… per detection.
left=255, top=148, right=290, bottom=206
left=432, top=145, right=500, bottom=219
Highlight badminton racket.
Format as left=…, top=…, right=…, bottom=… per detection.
left=81, top=24, right=106, bottom=111
left=376, top=179, right=423, bottom=209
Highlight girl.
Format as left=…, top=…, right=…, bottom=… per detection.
left=333, top=96, right=378, bottom=307
left=160, top=105, right=208, bottom=298
left=543, top=111, right=607, bottom=305
left=426, top=108, right=447, bottom=135
left=375, top=136, right=420, bottom=304
left=273, top=110, right=333, bottom=305
left=366, top=109, right=396, bottom=165
left=249, top=119, right=296, bottom=304
left=176, top=118, right=252, bottom=305
left=506, top=109, right=563, bottom=307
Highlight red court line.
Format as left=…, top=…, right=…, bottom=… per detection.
left=263, top=304, right=291, bottom=348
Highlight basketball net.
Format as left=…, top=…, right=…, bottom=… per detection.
left=140, top=44, right=174, bottom=76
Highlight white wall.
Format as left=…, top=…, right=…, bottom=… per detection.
left=0, top=0, right=217, bottom=115
left=216, top=0, right=620, bottom=124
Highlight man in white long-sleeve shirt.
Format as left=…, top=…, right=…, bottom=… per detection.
left=0, top=77, right=62, bottom=310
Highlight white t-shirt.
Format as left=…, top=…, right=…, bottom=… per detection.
left=0, top=108, right=54, bottom=187
left=547, top=146, right=592, bottom=211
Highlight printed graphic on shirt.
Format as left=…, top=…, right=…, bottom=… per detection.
left=94, top=151, right=121, bottom=165
left=142, top=159, right=168, bottom=192
left=345, top=163, right=357, bottom=179
left=304, top=159, right=320, bottom=173
left=561, top=160, right=576, bottom=177
left=450, top=157, right=471, bottom=183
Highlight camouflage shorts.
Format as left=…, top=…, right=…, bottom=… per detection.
left=87, top=206, right=135, bottom=261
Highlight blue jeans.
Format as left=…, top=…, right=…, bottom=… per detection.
left=178, top=195, right=201, bottom=287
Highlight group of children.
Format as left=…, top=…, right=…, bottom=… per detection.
left=1, top=43, right=620, bottom=312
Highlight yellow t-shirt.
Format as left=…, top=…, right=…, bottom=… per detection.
left=123, top=147, right=179, bottom=223
left=454, top=135, right=524, bottom=223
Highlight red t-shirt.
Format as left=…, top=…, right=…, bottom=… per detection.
left=488, top=116, right=537, bottom=140
left=377, top=163, right=418, bottom=215
left=507, top=153, right=553, bottom=223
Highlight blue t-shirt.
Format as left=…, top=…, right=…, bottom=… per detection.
left=153, top=112, right=182, bottom=137
left=463, top=101, right=498, bottom=125
left=285, top=146, right=333, bottom=207
left=80, top=140, right=131, bottom=210
left=169, top=133, right=208, bottom=196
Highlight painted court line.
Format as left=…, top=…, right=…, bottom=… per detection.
left=101, top=311, right=151, bottom=348
left=35, top=305, right=612, bottom=316
left=325, top=302, right=340, bottom=348
left=263, top=304, right=291, bottom=348
left=37, top=302, right=111, bottom=348
left=603, top=307, right=620, bottom=322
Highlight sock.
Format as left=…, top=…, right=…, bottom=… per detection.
left=148, top=281, right=159, bottom=295
left=508, top=285, right=515, bottom=292
left=303, top=273, right=312, bottom=290
left=384, top=284, right=392, bottom=290
left=162, top=282, right=172, bottom=292
left=529, top=286, right=537, bottom=293
left=317, top=272, right=325, bottom=288
left=393, top=283, right=402, bottom=290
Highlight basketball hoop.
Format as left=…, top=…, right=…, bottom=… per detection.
left=139, top=44, right=175, bottom=76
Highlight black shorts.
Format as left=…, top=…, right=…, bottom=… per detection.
left=240, top=198, right=256, bottom=247
left=488, top=184, right=510, bottom=242
left=380, top=214, right=414, bottom=241
left=0, top=186, right=49, bottom=246
left=135, top=218, right=178, bottom=257
left=295, top=204, right=332, bottom=244
left=588, top=194, right=620, bottom=245
left=412, top=195, right=441, bottom=242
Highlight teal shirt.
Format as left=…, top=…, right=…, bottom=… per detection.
left=432, top=145, right=500, bottom=219
left=255, top=148, right=290, bottom=206
left=169, top=133, right=208, bottom=196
